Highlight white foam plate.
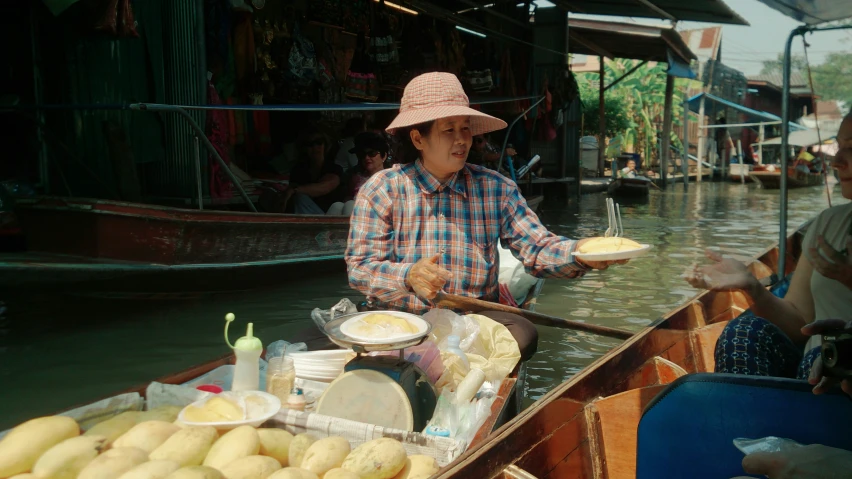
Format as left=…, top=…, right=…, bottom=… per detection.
left=338, top=311, right=429, bottom=344
left=179, top=390, right=281, bottom=429
left=572, top=243, right=652, bottom=262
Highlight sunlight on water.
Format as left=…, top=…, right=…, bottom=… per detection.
left=0, top=182, right=844, bottom=428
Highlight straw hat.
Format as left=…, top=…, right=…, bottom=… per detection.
left=385, top=72, right=508, bottom=136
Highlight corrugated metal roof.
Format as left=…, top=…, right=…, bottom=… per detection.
left=567, top=19, right=696, bottom=64
left=756, top=0, right=852, bottom=25
left=748, top=72, right=808, bottom=87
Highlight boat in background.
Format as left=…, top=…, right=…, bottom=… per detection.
left=607, top=177, right=651, bottom=198
left=750, top=167, right=825, bottom=189
left=431, top=222, right=807, bottom=479
left=728, top=163, right=754, bottom=182
left=1, top=194, right=544, bottom=295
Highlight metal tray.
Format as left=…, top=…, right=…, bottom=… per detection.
left=323, top=313, right=431, bottom=353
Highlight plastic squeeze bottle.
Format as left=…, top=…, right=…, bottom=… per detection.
left=224, top=312, right=262, bottom=391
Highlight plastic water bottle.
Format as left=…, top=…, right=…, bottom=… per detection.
left=445, top=335, right=470, bottom=375
left=224, top=313, right=262, bottom=391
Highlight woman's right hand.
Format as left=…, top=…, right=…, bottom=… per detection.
left=406, top=254, right=451, bottom=300
left=684, top=249, right=760, bottom=293
left=802, top=319, right=852, bottom=398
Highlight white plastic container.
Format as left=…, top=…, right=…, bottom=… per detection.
left=224, top=313, right=263, bottom=392
left=455, top=368, right=486, bottom=404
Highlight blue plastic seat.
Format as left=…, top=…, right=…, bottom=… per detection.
left=636, top=373, right=852, bottom=479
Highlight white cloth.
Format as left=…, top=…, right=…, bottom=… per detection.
left=335, top=137, right=358, bottom=173
left=497, top=245, right=539, bottom=304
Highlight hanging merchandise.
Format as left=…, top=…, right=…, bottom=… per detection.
left=286, top=23, right=318, bottom=88
left=94, top=0, right=137, bottom=37
left=345, top=33, right=379, bottom=102
left=370, top=0, right=399, bottom=65
left=446, top=28, right=465, bottom=75
left=117, top=0, right=139, bottom=37
left=206, top=79, right=235, bottom=199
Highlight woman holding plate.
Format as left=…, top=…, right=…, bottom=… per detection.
left=345, top=72, right=632, bottom=360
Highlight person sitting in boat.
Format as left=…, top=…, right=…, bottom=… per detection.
left=684, top=145, right=852, bottom=387
left=345, top=72, right=629, bottom=361
left=619, top=159, right=641, bottom=179
left=282, top=127, right=345, bottom=215
left=468, top=134, right=516, bottom=171
left=327, top=132, right=388, bottom=216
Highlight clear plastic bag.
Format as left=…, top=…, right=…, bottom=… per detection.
left=733, top=436, right=804, bottom=455
left=265, top=340, right=307, bottom=361
left=310, top=298, right=359, bottom=330
left=423, top=309, right=481, bottom=354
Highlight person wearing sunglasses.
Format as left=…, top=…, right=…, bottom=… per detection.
left=327, top=131, right=389, bottom=216
left=283, top=127, right=345, bottom=214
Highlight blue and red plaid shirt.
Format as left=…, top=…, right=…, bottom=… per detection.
left=345, top=160, right=590, bottom=314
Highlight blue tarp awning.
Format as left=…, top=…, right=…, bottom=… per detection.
left=687, top=92, right=808, bottom=131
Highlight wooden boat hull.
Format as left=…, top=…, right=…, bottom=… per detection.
left=434, top=224, right=807, bottom=478
left=2, top=194, right=543, bottom=293
left=750, top=169, right=825, bottom=189
left=607, top=178, right=650, bottom=198
left=728, top=163, right=754, bottom=182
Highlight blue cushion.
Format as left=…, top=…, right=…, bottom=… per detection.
left=636, top=373, right=852, bottom=479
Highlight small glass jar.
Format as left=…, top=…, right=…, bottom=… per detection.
left=266, top=356, right=295, bottom=403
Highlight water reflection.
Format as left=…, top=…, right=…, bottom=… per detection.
left=0, top=182, right=844, bottom=428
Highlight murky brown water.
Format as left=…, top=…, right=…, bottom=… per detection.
left=0, top=181, right=842, bottom=429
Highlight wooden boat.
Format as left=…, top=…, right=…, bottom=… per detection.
left=750, top=167, right=825, bottom=189
left=728, top=163, right=754, bottom=182
left=607, top=177, right=651, bottom=198
left=0, top=194, right=544, bottom=294
left=431, top=223, right=807, bottom=478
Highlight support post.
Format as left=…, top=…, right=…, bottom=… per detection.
left=697, top=95, right=706, bottom=183
left=758, top=123, right=765, bottom=165
left=682, top=98, right=689, bottom=185
left=738, top=139, right=744, bottom=185
left=779, top=27, right=801, bottom=279
left=194, top=136, right=204, bottom=210
left=661, top=74, right=675, bottom=188
left=598, top=56, right=606, bottom=177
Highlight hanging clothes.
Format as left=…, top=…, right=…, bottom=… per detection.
left=206, top=80, right=234, bottom=199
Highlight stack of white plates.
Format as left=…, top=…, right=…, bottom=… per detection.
left=290, top=349, right=353, bottom=383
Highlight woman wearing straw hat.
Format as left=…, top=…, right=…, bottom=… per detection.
left=345, top=73, right=627, bottom=360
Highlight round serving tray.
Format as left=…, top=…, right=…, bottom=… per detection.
left=323, top=312, right=432, bottom=353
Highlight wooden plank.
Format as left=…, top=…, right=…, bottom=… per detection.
left=542, top=441, right=593, bottom=479
left=690, top=321, right=729, bottom=373
left=586, top=385, right=669, bottom=479
left=623, top=356, right=688, bottom=391
left=470, top=378, right=517, bottom=447
left=685, top=301, right=707, bottom=330
left=515, top=413, right=586, bottom=476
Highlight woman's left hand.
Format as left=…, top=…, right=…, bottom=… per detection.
left=730, top=444, right=852, bottom=478
left=808, top=235, right=852, bottom=290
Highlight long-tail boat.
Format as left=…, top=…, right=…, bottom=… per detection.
left=432, top=222, right=807, bottom=479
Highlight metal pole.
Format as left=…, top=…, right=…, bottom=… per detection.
left=682, top=99, right=689, bottom=186
left=738, top=139, right=745, bottom=185
left=778, top=27, right=802, bottom=279
left=194, top=136, right=203, bottom=210
left=758, top=124, right=765, bottom=165
left=661, top=74, right=675, bottom=188
left=598, top=57, right=606, bottom=177
left=498, top=96, right=547, bottom=175
left=697, top=94, right=706, bottom=183
left=131, top=103, right=257, bottom=212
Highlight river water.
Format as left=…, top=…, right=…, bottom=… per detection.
left=0, top=181, right=843, bottom=429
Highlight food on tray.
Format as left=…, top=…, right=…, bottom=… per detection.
left=0, top=415, right=80, bottom=477
left=577, top=237, right=643, bottom=254
left=346, top=313, right=419, bottom=340
left=182, top=397, right=244, bottom=424
left=202, top=426, right=259, bottom=470
left=149, top=427, right=219, bottom=467
left=219, top=455, right=281, bottom=479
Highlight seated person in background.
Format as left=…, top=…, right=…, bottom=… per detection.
left=334, top=116, right=367, bottom=174
left=468, top=134, right=516, bottom=170
left=683, top=142, right=852, bottom=386
left=283, top=127, right=344, bottom=214
left=619, top=159, right=641, bottom=178
left=327, top=131, right=388, bottom=216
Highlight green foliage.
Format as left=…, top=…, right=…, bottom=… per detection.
left=760, top=52, right=852, bottom=107
left=578, top=82, right=632, bottom=138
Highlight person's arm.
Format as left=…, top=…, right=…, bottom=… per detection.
left=345, top=179, right=416, bottom=303
left=293, top=173, right=340, bottom=197
left=748, top=252, right=814, bottom=345
left=499, top=182, right=590, bottom=278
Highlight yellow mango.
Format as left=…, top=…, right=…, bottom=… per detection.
left=164, top=466, right=223, bottom=479
left=0, top=415, right=80, bottom=477
left=85, top=412, right=143, bottom=446
left=391, top=455, right=439, bottom=479
left=114, top=421, right=180, bottom=454
left=116, top=460, right=181, bottom=479
left=341, top=438, right=407, bottom=479
left=257, top=429, right=293, bottom=466
left=32, top=435, right=107, bottom=479
left=299, top=437, right=350, bottom=477
left=77, top=447, right=148, bottom=479
left=287, top=434, right=316, bottom=469
left=149, top=427, right=219, bottom=467
left=137, top=406, right=182, bottom=424
left=219, top=455, right=282, bottom=479
left=324, top=469, right=359, bottom=479
left=266, top=469, right=318, bottom=479
left=203, top=425, right=260, bottom=470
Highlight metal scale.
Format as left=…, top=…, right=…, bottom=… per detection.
left=322, top=313, right=438, bottom=431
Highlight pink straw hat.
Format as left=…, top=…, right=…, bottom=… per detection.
left=385, top=72, right=508, bottom=136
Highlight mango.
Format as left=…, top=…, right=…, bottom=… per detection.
left=324, top=469, right=359, bottom=479
left=149, top=427, right=219, bottom=467
left=266, top=469, right=318, bottom=479
left=203, top=425, right=260, bottom=470
left=114, top=421, right=180, bottom=454
left=32, top=435, right=107, bottom=479
left=287, top=434, right=316, bottom=469
left=85, top=412, right=143, bottom=446
left=164, top=466, right=223, bottom=479
left=137, top=406, right=182, bottom=424
left=299, top=437, right=350, bottom=477
left=391, top=456, right=440, bottom=479
left=219, top=455, right=282, bottom=479
left=116, top=460, right=181, bottom=479
left=256, top=429, right=293, bottom=466
left=341, top=438, right=407, bottom=479
left=78, top=447, right=148, bottom=479
left=0, top=415, right=80, bottom=477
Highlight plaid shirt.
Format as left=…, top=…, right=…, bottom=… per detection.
left=345, top=160, right=589, bottom=314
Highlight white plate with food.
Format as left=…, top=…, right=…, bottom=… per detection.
left=179, top=390, right=281, bottom=429
left=338, top=311, right=429, bottom=344
left=571, top=237, right=652, bottom=262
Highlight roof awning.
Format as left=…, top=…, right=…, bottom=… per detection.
left=686, top=92, right=808, bottom=131
left=553, top=0, right=748, bottom=25
left=567, top=19, right=697, bottom=78
left=755, top=0, right=852, bottom=25
left=757, top=129, right=837, bottom=148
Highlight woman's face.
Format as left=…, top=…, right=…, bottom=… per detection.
left=304, top=136, right=325, bottom=163
left=839, top=116, right=852, bottom=150
left=832, top=148, right=852, bottom=199
left=361, top=149, right=386, bottom=175
left=412, top=116, right=473, bottom=180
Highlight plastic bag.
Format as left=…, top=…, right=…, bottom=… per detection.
left=311, top=298, right=359, bottom=330
left=733, top=436, right=804, bottom=456
left=265, top=340, right=307, bottom=361
left=424, top=309, right=481, bottom=354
